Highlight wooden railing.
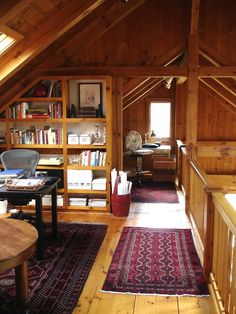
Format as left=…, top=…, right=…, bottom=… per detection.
left=176, top=144, right=236, bottom=313
left=189, top=160, right=215, bottom=279
left=210, top=193, right=236, bottom=314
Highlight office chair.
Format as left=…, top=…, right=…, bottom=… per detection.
left=0, top=149, right=40, bottom=221
left=125, top=131, right=154, bottom=186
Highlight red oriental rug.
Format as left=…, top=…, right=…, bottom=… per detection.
left=0, top=223, right=107, bottom=314
left=102, top=227, right=209, bottom=296
left=131, top=181, right=179, bottom=203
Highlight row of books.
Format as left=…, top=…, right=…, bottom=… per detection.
left=78, top=106, right=96, bottom=118
left=9, top=102, right=62, bottom=119
left=68, top=150, right=106, bottom=166
left=10, top=126, right=63, bottom=144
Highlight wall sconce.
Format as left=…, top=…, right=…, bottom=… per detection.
left=164, top=77, right=173, bottom=89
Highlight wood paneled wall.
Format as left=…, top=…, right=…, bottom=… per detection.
left=1, top=0, right=236, bottom=173
left=40, top=0, right=189, bottom=68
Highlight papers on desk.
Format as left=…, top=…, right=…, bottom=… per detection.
left=5, top=178, right=45, bottom=191
left=0, top=169, right=26, bottom=178
left=111, top=169, right=132, bottom=195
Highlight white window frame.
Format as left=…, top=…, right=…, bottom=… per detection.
left=149, top=101, right=172, bottom=140
left=0, top=26, right=24, bottom=56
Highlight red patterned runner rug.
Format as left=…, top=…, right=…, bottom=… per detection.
left=131, top=182, right=179, bottom=203
left=102, top=227, right=209, bottom=296
left=0, top=223, right=107, bottom=314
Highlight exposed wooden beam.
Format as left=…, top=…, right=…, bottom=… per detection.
left=199, top=78, right=236, bottom=108
left=199, top=82, right=236, bottom=115
left=190, top=0, right=200, bottom=33
left=0, top=25, right=24, bottom=41
left=37, top=66, right=187, bottom=77
left=123, top=79, right=164, bottom=110
left=0, top=0, right=106, bottom=85
left=197, top=141, right=236, bottom=157
left=0, top=0, right=32, bottom=28
left=213, top=78, right=236, bottom=96
left=123, top=78, right=159, bottom=104
left=186, top=0, right=200, bottom=160
left=199, top=66, right=236, bottom=78
left=123, top=78, right=151, bottom=98
left=123, top=78, right=150, bottom=95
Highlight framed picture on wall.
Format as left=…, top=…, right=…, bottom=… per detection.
left=78, top=83, right=102, bottom=110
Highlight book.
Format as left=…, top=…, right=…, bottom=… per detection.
left=0, top=169, right=26, bottom=178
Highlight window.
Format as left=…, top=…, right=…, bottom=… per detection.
left=0, top=32, right=15, bottom=55
left=150, top=101, right=171, bottom=138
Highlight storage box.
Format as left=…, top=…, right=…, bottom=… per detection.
left=67, top=169, right=93, bottom=189
left=79, top=134, right=93, bottom=145
left=68, top=134, right=79, bottom=144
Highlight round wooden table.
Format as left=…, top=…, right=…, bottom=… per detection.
left=0, top=218, right=38, bottom=308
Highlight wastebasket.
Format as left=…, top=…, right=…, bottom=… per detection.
left=111, top=178, right=131, bottom=217
left=112, top=193, right=131, bottom=217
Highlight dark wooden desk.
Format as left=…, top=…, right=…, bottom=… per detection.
left=0, top=177, right=59, bottom=260
left=0, top=219, right=38, bottom=309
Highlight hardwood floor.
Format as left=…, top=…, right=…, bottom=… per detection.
left=52, top=189, right=215, bottom=314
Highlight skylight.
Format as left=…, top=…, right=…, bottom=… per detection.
left=0, top=32, right=15, bottom=55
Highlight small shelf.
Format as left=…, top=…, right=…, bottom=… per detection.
left=67, top=205, right=107, bottom=211
left=9, top=144, right=64, bottom=148
left=18, top=97, right=63, bottom=102
left=67, top=189, right=107, bottom=194
left=66, top=118, right=106, bottom=123
left=66, top=144, right=106, bottom=149
left=9, top=118, right=63, bottom=123
left=67, top=165, right=107, bottom=170
left=37, top=165, right=64, bottom=170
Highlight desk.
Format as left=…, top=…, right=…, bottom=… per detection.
left=0, top=219, right=38, bottom=308
left=0, top=177, right=59, bottom=260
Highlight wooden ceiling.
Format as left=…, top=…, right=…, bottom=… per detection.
left=0, top=0, right=235, bottom=110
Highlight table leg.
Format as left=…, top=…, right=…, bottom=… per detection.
left=51, top=186, right=57, bottom=239
left=15, top=262, right=29, bottom=305
left=35, top=197, right=44, bottom=260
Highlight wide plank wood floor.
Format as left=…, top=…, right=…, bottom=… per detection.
left=48, top=188, right=215, bottom=314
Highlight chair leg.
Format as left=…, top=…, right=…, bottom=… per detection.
left=136, top=156, right=143, bottom=187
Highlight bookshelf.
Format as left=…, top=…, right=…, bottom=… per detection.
left=0, top=76, right=112, bottom=212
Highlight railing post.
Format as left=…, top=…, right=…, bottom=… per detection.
left=202, top=192, right=214, bottom=280
left=185, top=158, right=191, bottom=217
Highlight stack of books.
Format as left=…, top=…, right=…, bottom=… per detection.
left=26, top=108, right=49, bottom=118
left=0, top=169, right=26, bottom=179
left=78, top=106, right=96, bottom=118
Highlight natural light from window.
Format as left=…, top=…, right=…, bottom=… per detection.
left=225, top=194, right=236, bottom=210
left=150, top=102, right=171, bottom=138
left=0, top=32, right=15, bottom=55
